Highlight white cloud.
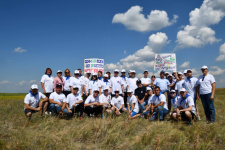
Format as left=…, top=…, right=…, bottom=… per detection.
left=216, top=43, right=225, bottom=61
left=180, top=61, right=190, bottom=68
left=209, top=66, right=225, bottom=75
left=112, top=6, right=178, bottom=32
left=13, top=47, right=27, bottom=53
left=105, top=32, right=168, bottom=72
left=19, top=81, right=27, bottom=86
left=0, top=80, right=10, bottom=85
left=176, top=0, right=225, bottom=49
left=28, top=80, right=37, bottom=84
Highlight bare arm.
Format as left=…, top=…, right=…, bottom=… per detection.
left=41, top=83, right=46, bottom=94
left=211, top=82, right=216, bottom=100
left=25, top=103, right=41, bottom=111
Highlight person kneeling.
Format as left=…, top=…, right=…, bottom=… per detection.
left=99, top=87, right=112, bottom=118
left=127, top=89, right=140, bottom=119
left=24, top=84, right=49, bottom=119
left=149, top=86, right=169, bottom=121
left=111, top=89, right=127, bottom=116
left=65, top=86, right=84, bottom=120
left=169, top=90, right=179, bottom=120
left=84, top=89, right=103, bottom=118
left=173, top=88, right=196, bottom=126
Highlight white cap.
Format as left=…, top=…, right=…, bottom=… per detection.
left=165, top=72, right=169, bottom=74
left=114, top=69, right=119, bottom=72
left=93, top=88, right=99, bottom=92
left=183, top=69, right=187, bottom=74
left=172, top=71, right=177, bottom=73
left=131, top=70, right=136, bottom=73
left=201, top=65, right=208, bottom=69
left=170, top=90, right=176, bottom=93
left=129, top=70, right=131, bottom=73
left=103, top=74, right=108, bottom=77
left=168, top=74, right=172, bottom=77
left=73, top=86, right=79, bottom=89
left=180, top=88, right=186, bottom=92
left=74, top=70, right=79, bottom=74
left=103, top=87, right=109, bottom=91
left=86, top=71, right=91, bottom=74
left=187, top=69, right=192, bottom=72
left=178, top=72, right=183, bottom=75
left=121, top=69, right=126, bottom=73
left=92, top=73, right=97, bottom=76
left=31, top=84, right=38, bottom=89
left=114, top=89, right=120, bottom=92
left=57, top=70, right=62, bottom=73
left=127, top=89, right=133, bottom=93
left=146, top=87, right=152, bottom=91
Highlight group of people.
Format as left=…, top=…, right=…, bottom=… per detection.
left=24, top=66, right=216, bottom=125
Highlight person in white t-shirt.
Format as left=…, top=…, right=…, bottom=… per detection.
left=169, top=90, right=180, bottom=120
left=110, top=69, right=124, bottom=97
left=149, top=86, right=169, bottom=121
left=196, top=66, right=216, bottom=123
left=143, top=87, right=154, bottom=119
left=141, top=70, right=152, bottom=87
left=127, top=89, right=140, bottom=119
left=62, top=69, right=72, bottom=97
left=24, top=84, right=49, bottom=118
left=49, top=84, right=67, bottom=116
left=99, top=87, right=112, bottom=118
left=183, top=70, right=188, bottom=79
left=175, top=72, right=185, bottom=96
left=82, top=71, right=91, bottom=101
left=174, top=88, right=196, bottom=126
left=101, top=74, right=112, bottom=94
left=65, top=86, right=84, bottom=119
left=69, top=70, right=84, bottom=96
left=121, top=69, right=128, bottom=107
left=111, top=89, right=127, bottom=115
left=77, top=69, right=85, bottom=83
left=89, top=73, right=102, bottom=95
left=41, top=68, right=54, bottom=98
left=127, top=70, right=138, bottom=94
left=84, top=89, right=103, bottom=117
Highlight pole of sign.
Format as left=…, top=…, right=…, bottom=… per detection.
left=84, top=59, right=85, bottom=76
left=153, top=54, right=156, bottom=75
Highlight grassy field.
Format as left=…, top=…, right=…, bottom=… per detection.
left=0, top=89, right=224, bottom=150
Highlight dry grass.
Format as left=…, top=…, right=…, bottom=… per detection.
left=0, top=89, right=225, bottom=150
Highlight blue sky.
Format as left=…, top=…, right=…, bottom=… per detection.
left=0, top=0, right=225, bottom=93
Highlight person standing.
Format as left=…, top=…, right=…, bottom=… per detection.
left=197, top=66, right=216, bottom=124
left=175, top=72, right=185, bottom=97
left=62, top=69, right=72, bottom=97
left=41, top=68, right=54, bottom=98
left=82, top=71, right=91, bottom=101
left=127, top=70, right=138, bottom=94
left=53, top=70, right=65, bottom=92
left=101, top=74, right=112, bottom=94
left=69, top=70, right=84, bottom=97
left=98, top=70, right=103, bottom=81
left=110, top=69, right=124, bottom=97
left=77, top=69, right=85, bottom=83
left=121, top=69, right=128, bottom=106
left=141, top=70, right=152, bottom=87
left=89, top=73, right=101, bottom=95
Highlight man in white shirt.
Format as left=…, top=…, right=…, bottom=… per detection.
left=77, top=69, right=85, bottom=83
left=175, top=72, right=185, bottom=96
left=127, top=70, right=138, bottom=94
left=121, top=69, right=128, bottom=107
left=110, top=69, right=124, bottom=97
left=154, top=71, right=170, bottom=94
left=24, top=84, right=49, bottom=118
left=143, top=87, right=154, bottom=119
left=82, top=71, right=91, bottom=101
left=111, top=89, right=127, bottom=116
left=101, top=74, right=112, bottom=94
left=84, top=89, right=103, bottom=117
left=141, top=70, right=152, bottom=87
left=169, top=90, right=180, bottom=120
left=99, top=87, right=112, bottom=118
left=65, top=86, right=84, bottom=119
left=127, top=89, right=140, bottom=119
left=149, top=86, right=169, bottom=121
left=69, top=70, right=84, bottom=96
left=196, top=66, right=216, bottom=123
left=49, top=84, right=68, bottom=116
left=174, top=88, right=196, bottom=126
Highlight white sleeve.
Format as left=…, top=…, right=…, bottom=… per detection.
left=111, top=98, right=114, bottom=105
left=153, top=78, right=157, bottom=85
left=63, top=95, right=67, bottom=102
left=49, top=93, right=54, bottom=99
left=40, top=92, right=46, bottom=99
left=175, top=83, right=178, bottom=90
left=24, top=95, right=29, bottom=104
left=133, top=96, right=137, bottom=104
left=40, top=75, right=46, bottom=83
left=120, top=78, right=124, bottom=85
left=148, top=96, right=152, bottom=105
left=69, top=78, right=73, bottom=86
left=85, top=96, right=91, bottom=104
left=188, top=97, right=195, bottom=107
left=177, top=98, right=181, bottom=107
left=88, top=81, right=92, bottom=90
left=210, top=75, right=216, bottom=84
left=78, top=95, right=83, bottom=101
left=66, top=95, right=70, bottom=103
left=121, top=97, right=124, bottom=105
left=161, top=94, right=166, bottom=103
left=98, top=81, right=102, bottom=88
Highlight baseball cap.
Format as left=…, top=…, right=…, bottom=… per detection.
left=183, top=69, right=187, bottom=74
left=114, top=69, right=119, bottom=72
left=114, top=89, right=120, bottom=92
left=168, top=74, right=172, bottom=77
left=146, top=87, right=152, bottom=91
left=31, top=84, right=38, bottom=89
left=165, top=72, right=169, bottom=74
left=178, top=72, right=183, bottom=75
left=187, top=69, right=192, bottom=72
left=103, top=87, right=109, bottom=91
left=180, top=88, right=186, bottom=92
left=136, top=79, right=141, bottom=84
left=129, top=70, right=131, bottom=73
left=172, top=71, right=177, bottom=74
left=74, top=70, right=79, bottom=74
left=92, top=73, right=97, bottom=76
left=201, top=65, right=208, bottom=69
left=127, top=89, right=133, bottom=93
left=170, top=90, right=176, bottom=93
left=131, top=70, right=136, bottom=73
left=56, top=83, right=62, bottom=88
left=103, top=74, right=108, bottom=77
left=93, top=88, right=99, bottom=92
left=121, top=69, right=126, bottom=73
left=57, top=70, right=62, bottom=73
left=86, top=71, right=91, bottom=74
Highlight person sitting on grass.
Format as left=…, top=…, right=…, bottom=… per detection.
left=99, top=86, right=112, bottom=118
left=111, top=89, right=127, bottom=116
left=169, top=90, right=180, bottom=120
left=148, top=86, right=169, bottom=121
left=173, top=88, right=196, bottom=126
left=135, top=79, right=147, bottom=114
left=49, top=83, right=68, bottom=116
left=142, top=87, right=154, bottom=119
left=127, top=89, right=140, bottom=119
left=24, top=84, right=49, bottom=119
left=84, top=89, right=103, bottom=118
left=65, top=86, right=84, bottom=120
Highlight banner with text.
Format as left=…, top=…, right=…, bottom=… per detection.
left=154, top=53, right=176, bottom=71
left=84, top=58, right=104, bottom=74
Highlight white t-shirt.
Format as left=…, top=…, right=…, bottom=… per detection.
left=49, top=92, right=66, bottom=107
left=100, top=80, right=112, bottom=94
left=62, top=76, right=72, bottom=91
left=127, top=77, right=138, bottom=94
left=69, top=77, right=83, bottom=95
left=110, top=76, right=124, bottom=94
left=79, top=75, right=85, bottom=83
left=24, top=92, right=46, bottom=108
left=121, top=76, right=128, bottom=92
left=40, top=74, right=54, bottom=93
left=175, top=80, right=184, bottom=96
left=99, top=94, right=111, bottom=107
left=177, top=95, right=196, bottom=114
left=141, top=77, right=151, bottom=87
left=66, top=93, right=83, bottom=109
left=151, top=94, right=168, bottom=110
left=197, top=74, right=216, bottom=95
left=127, top=95, right=139, bottom=113
left=171, top=96, right=180, bottom=111
left=183, top=77, right=198, bottom=99
left=85, top=95, right=100, bottom=108
left=83, top=77, right=90, bottom=94
left=148, top=94, right=154, bottom=105
left=154, top=78, right=170, bottom=93
left=111, top=96, right=124, bottom=109
left=88, top=80, right=101, bottom=94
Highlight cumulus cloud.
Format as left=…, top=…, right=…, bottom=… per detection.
left=209, top=66, right=225, bottom=75
left=180, top=61, right=190, bottom=68
left=216, top=43, right=225, bottom=61
left=13, top=47, right=27, bottom=53
left=176, top=0, right=225, bottom=49
left=0, top=80, right=10, bottom=85
left=19, top=81, right=27, bottom=86
left=28, top=80, right=37, bottom=84
left=112, top=6, right=178, bottom=32
left=105, top=32, right=168, bottom=72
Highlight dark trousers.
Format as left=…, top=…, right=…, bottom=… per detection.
left=45, top=92, right=52, bottom=112
left=63, top=91, right=71, bottom=97
left=123, top=92, right=128, bottom=107
left=167, top=92, right=172, bottom=112
left=74, top=102, right=84, bottom=117
left=82, top=93, right=89, bottom=102
left=200, top=93, right=216, bottom=122
left=84, top=106, right=103, bottom=117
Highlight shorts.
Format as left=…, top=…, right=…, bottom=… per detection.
left=130, top=111, right=138, bottom=117
left=180, top=111, right=195, bottom=120
left=24, top=109, right=37, bottom=115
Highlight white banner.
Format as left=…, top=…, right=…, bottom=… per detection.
left=84, top=58, right=104, bottom=74
left=154, top=53, right=176, bottom=71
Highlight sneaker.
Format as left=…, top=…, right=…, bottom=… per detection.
left=101, top=115, right=104, bottom=119
left=197, top=116, right=201, bottom=121
left=187, top=122, right=192, bottom=126
left=206, top=121, right=210, bottom=124
left=149, top=116, right=156, bottom=121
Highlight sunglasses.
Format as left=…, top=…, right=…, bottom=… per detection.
left=115, top=91, right=119, bottom=93
left=170, top=92, right=176, bottom=94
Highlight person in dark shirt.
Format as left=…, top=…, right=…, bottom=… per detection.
left=135, top=80, right=147, bottom=113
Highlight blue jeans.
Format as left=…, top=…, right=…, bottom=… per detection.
left=49, top=103, right=68, bottom=115
left=153, top=106, right=169, bottom=120
left=138, top=100, right=148, bottom=113
left=200, top=93, right=216, bottom=122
